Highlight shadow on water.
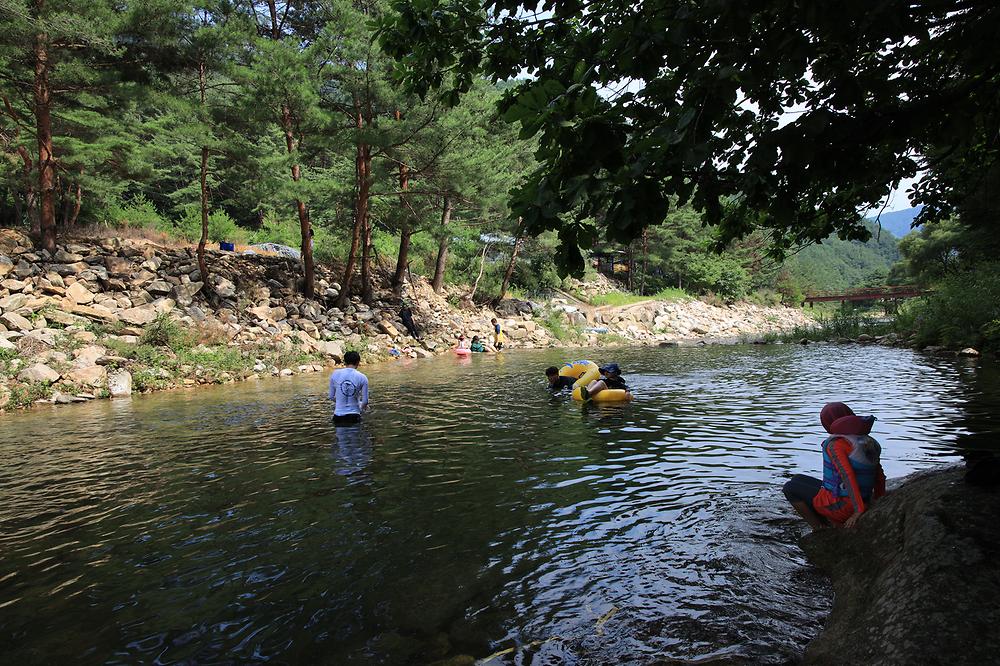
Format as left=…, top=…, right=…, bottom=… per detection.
left=0, top=344, right=995, bottom=664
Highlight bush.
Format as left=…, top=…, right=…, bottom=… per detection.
left=540, top=308, right=583, bottom=342
left=140, top=313, right=192, bottom=350
left=686, top=255, right=751, bottom=301
left=897, top=262, right=1000, bottom=349
left=176, top=208, right=248, bottom=244
left=103, top=195, right=167, bottom=230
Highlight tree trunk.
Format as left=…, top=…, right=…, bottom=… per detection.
left=391, top=226, right=412, bottom=297
left=499, top=217, right=524, bottom=301
left=467, top=242, right=489, bottom=300
left=268, top=0, right=313, bottom=297
left=391, top=126, right=410, bottom=298
left=33, top=25, right=56, bottom=253
left=283, top=105, right=314, bottom=298
left=360, top=197, right=373, bottom=303
left=60, top=175, right=72, bottom=228
left=197, top=60, right=211, bottom=291
left=337, top=133, right=369, bottom=308
left=68, top=177, right=81, bottom=227
left=431, top=196, right=452, bottom=293
left=640, top=228, right=649, bottom=295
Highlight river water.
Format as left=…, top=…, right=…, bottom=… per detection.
left=1, top=344, right=995, bottom=664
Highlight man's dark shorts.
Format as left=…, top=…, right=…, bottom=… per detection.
left=783, top=474, right=822, bottom=504
left=334, top=413, right=362, bottom=426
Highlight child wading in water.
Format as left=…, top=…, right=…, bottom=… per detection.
left=491, top=318, right=504, bottom=351
left=783, top=402, right=886, bottom=530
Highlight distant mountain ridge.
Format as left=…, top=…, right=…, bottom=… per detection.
left=867, top=206, right=922, bottom=238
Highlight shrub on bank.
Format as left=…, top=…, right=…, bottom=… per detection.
left=765, top=310, right=891, bottom=343
left=895, top=262, right=1000, bottom=349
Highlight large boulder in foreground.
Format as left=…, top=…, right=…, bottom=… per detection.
left=800, top=465, right=1000, bottom=665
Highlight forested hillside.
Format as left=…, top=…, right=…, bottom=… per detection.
left=782, top=224, right=901, bottom=294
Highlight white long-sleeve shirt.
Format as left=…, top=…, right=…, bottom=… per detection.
left=328, top=367, right=369, bottom=416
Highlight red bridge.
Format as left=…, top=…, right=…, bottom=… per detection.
left=803, top=285, right=926, bottom=306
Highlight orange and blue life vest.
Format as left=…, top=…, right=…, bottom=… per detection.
left=813, top=435, right=886, bottom=524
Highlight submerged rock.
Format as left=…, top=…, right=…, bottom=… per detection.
left=800, top=465, right=1000, bottom=664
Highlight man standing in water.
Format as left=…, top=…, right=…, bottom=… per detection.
left=328, top=351, right=369, bottom=425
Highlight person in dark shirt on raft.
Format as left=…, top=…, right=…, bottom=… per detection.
left=471, top=336, right=487, bottom=352
left=783, top=402, right=887, bottom=530
left=579, top=363, right=628, bottom=400
left=545, top=366, right=577, bottom=391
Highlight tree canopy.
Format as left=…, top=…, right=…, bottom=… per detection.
left=381, top=0, right=1000, bottom=274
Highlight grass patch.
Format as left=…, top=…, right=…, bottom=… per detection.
left=585, top=287, right=689, bottom=308
left=6, top=382, right=53, bottom=408
left=589, top=292, right=652, bottom=307
left=763, top=311, right=892, bottom=343
left=540, top=308, right=584, bottom=343
left=102, top=339, right=175, bottom=368
left=176, top=346, right=250, bottom=373
left=650, top=287, right=689, bottom=301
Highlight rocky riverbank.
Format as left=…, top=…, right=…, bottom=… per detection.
left=0, top=229, right=813, bottom=411
left=800, top=464, right=1000, bottom=664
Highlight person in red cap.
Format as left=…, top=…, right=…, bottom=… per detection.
left=782, top=402, right=887, bottom=530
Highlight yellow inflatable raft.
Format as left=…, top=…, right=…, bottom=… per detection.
left=559, top=359, right=631, bottom=402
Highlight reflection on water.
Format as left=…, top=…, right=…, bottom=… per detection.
left=0, top=344, right=993, bottom=664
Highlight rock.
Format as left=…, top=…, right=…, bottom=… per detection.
left=13, top=261, right=35, bottom=279
left=800, top=465, right=1000, bottom=664
left=67, top=364, right=107, bottom=387
left=0, top=337, right=16, bottom=351
left=23, top=329, right=57, bottom=347
left=45, top=309, right=87, bottom=327
left=0, top=311, right=33, bottom=332
left=213, top=277, right=236, bottom=299
left=172, top=281, right=203, bottom=306
left=378, top=320, right=400, bottom=337
left=250, top=305, right=272, bottom=321
left=66, top=281, right=95, bottom=305
left=72, top=345, right=107, bottom=369
left=64, top=302, right=118, bottom=323
left=144, top=279, right=171, bottom=295
left=317, top=340, right=344, bottom=360
left=107, top=369, right=133, bottom=397
left=0, top=229, right=32, bottom=254
left=104, top=256, right=133, bottom=276
left=18, top=363, right=60, bottom=384
left=119, top=304, right=158, bottom=326
left=1, top=278, right=28, bottom=292
left=857, top=333, right=874, bottom=342
left=958, top=347, right=980, bottom=357
left=0, top=255, right=14, bottom=278
left=279, top=368, right=294, bottom=377
left=97, top=355, right=129, bottom=366
left=0, top=293, right=29, bottom=311
left=54, top=249, right=84, bottom=263
left=50, top=262, right=90, bottom=276
left=0, top=386, right=9, bottom=409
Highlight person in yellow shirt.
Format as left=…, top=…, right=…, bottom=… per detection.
left=491, top=318, right=505, bottom=350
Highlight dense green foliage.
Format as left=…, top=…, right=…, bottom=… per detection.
left=890, top=218, right=1000, bottom=350
left=383, top=1, right=1000, bottom=274
left=2, top=0, right=978, bottom=311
